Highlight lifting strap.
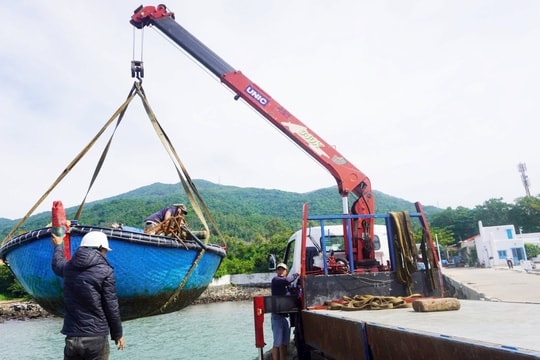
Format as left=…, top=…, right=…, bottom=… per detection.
left=420, top=229, right=438, bottom=292
left=156, top=246, right=206, bottom=315
left=1, top=88, right=137, bottom=245
left=2, top=82, right=225, bottom=247
left=74, top=85, right=138, bottom=220
left=389, top=211, right=418, bottom=295
left=133, top=82, right=225, bottom=245
left=415, top=201, right=442, bottom=294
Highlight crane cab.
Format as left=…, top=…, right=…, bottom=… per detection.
left=276, top=224, right=390, bottom=276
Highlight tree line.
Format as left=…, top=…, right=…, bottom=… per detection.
left=2, top=181, right=540, bottom=298
left=428, top=196, right=540, bottom=245
left=219, top=195, right=540, bottom=275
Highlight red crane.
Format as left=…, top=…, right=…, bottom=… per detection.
left=131, top=5, right=375, bottom=265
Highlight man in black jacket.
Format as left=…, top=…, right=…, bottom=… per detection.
left=52, top=231, right=125, bottom=359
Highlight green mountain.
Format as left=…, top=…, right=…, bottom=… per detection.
left=0, top=180, right=441, bottom=241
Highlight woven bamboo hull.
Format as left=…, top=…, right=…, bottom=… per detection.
left=0, top=225, right=226, bottom=320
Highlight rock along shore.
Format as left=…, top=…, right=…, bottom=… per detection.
left=0, top=285, right=270, bottom=322
left=192, top=284, right=270, bottom=305
left=0, top=300, right=52, bottom=322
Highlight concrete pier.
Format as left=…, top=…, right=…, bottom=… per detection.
left=442, top=265, right=540, bottom=303
left=307, top=300, right=540, bottom=359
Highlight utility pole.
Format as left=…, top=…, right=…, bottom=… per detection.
left=517, top=162, right=531, bottom=197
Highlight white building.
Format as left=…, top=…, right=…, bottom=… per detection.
left=475, top=221, right=527, bottom=268
left=520, top=232, right=540, bottom=247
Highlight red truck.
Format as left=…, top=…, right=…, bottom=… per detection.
left=130, top=5, right=443, bottom=359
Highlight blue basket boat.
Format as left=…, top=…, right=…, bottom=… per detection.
left=0, top=225, right=226, bottom=320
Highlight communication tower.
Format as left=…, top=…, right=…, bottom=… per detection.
left=517, top=162, right=531, bottom=197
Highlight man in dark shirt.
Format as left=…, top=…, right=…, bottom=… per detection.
left=52, top=231, right=125, bottom=359
left=144, top=204, right=187, bottom=232
left=271, top=263, right=299, bottom=360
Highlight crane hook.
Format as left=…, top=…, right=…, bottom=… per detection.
left=131, top=60, right=144, bottom=83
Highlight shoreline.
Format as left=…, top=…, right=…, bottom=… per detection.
left=192, top=284, right=270, bottom=305
left=0, top=300, right=52, bottom=322
left=0, top=285, right=270, bottom=322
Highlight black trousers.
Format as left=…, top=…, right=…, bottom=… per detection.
left=64, top=336, right=110, bottom=360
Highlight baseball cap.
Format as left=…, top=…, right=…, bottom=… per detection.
left=173, top=203, right=188, bottom=214
left=277, top=263, right=288, bottom=270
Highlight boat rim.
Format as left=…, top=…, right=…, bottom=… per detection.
left=0, top=225, right=226, bottom=259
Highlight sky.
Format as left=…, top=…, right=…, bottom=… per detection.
left=1, top=1, right=540, bottom=219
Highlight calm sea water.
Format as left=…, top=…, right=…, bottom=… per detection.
left=0, top=301, right=274, bottom=360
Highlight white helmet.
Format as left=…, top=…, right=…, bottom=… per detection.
left=80, top=231, right=112, bottom=251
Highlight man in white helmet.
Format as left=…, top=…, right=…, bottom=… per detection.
left=52, top=231, right=125, bottom=359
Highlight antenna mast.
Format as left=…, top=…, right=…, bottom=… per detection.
left=517, top=162, right=531, bottom=197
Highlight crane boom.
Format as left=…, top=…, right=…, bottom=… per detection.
left=130, top=5, right=375, bottom=260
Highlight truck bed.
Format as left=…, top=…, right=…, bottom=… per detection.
left=302, top=300, right=540, bottom=359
